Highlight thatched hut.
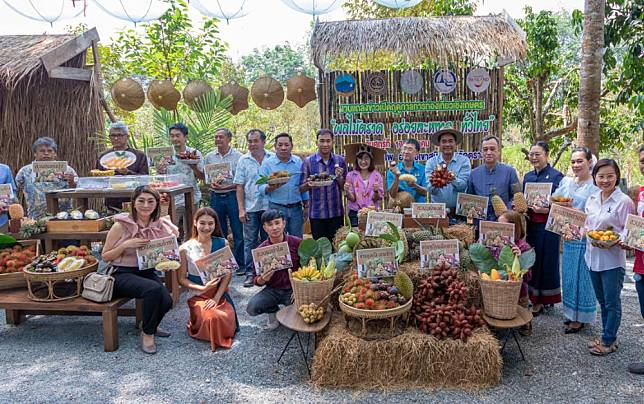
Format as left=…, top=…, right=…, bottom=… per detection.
left=0, top=29, right=104, bottom=177
left=310, top=14, right=527, bottom=163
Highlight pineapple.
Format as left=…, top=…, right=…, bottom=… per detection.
left=490, top=186, right=507, bottom=218
left=511, top=182, right=528, bottom=214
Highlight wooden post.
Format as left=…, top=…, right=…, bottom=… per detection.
left=91, top=40, right=117, bottom=124
left=102, top=309, right=119, bottom=352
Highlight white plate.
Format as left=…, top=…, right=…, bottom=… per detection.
left=100, top=151, right=136, bottom=170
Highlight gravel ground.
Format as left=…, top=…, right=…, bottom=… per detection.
left=1, top=266, right=643, bottom=404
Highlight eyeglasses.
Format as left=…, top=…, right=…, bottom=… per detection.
left=528, top=153, right=543, bottom=157
left=109, top=133, right=127, bottom=138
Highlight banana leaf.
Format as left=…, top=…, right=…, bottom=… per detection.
left=0, top=234, right=18, bottom=249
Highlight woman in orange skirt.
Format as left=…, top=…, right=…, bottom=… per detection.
left=178, top=207, right=238, bottom=351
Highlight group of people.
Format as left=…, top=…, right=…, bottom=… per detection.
left=0, top=124, right=641, bottom=374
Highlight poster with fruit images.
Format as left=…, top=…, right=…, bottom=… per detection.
left=455, top=193, right=488, bottom=219
left=623, top=214, right=644, bottom=252
left=478, top=221, right=515, bottom=248
left=32, top=161, right=67, bottom=183
left=0, top=184, right=14, bottom=208
left=136, top=236, right=180, bottom=271
left=252, top=242, right=292, bottom=276
left=356, top=247, right=398, bottom=279
left=420, top=239, right=459, bottom=271
left=205, top=163, right=233, bottom=186
left=524, top=182, right=552, bottom=208
left=412, top=203, right=446, bottom=219
left=147, top=146, right=176, bottom=169
left=194, top=245, right=239, bottom=283
left=545, top=203, right=586, bottom=241
left=365, top=211, right=403, bottom=236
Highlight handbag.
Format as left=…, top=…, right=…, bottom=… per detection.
left=81, top=264, right=117, bottom=303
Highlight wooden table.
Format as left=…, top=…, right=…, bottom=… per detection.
left=45, top=185, right=195, bottom=237
left=276, top=305, right=332, bottom=377
left=0, top=288, right=142, bottom=352
left=483, top=305, right=533, bottom=361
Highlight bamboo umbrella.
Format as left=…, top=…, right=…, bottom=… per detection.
left=251, top=76, right=284, bottom=110
left=111, top=77, right=145, bottom=111
left=286, top=71, right=316, bottom=108
left=219, top=81, right=249, bottom=115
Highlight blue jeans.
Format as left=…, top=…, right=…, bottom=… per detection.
left=243, top=210, right=268, bottom=276
left=269, top=202, right=304, bottom=238
left=589, top=267, right=624, bottom=345
left=210, top=191, right=244, bottom=270
left=635, top=274, right=644, bottom=319
left=246, top=286, right=292, bottom=316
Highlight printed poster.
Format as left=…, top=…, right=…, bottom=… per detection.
left=623, top=214, right=644, bottom=252
left=412, top=203, right=446, bottom=219
left=32, top=161, right=67, bottom=183
left=420, top=239, right=460, bottom=271
left=194, top=245, right=239, bottom=283
left=0, top=184, right=14, bottom=208
left=479, top=221, right=515, bottom=248
left=251, top=241, right=292, bottom=276
left=147, top=146, right=175, bottom=168
left=455, top=193, right=488, bottom=219
left=356, top=247, right=398, bottom=279
left=524, top=182, right=553, bottom=208
left=136, top=236, right=180, bottom=271
left=205, top=162, right=233, bottom=186
left=365, top=211, right=403, bottom=236
left=545, top=203, right=587, bottom=241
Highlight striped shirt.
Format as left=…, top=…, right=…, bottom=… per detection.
left=301, top=152, right=347, bottom=219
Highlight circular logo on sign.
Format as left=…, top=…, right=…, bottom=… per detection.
left=365, top=72, right=387, bottom=96
left=466, top=68, right=491, bottom=93
left=335, top=73, right=355, bottom=95
left=432, top=69, right=457, bottom=94
left=400, top=70, right=424, bottom=95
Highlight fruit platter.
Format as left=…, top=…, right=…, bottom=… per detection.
left=551, top=195, right=574, bottom=205
left=256, top=170, right=292, bottom=186
left=339, top=272, right=413, bottom=315
left=307, top=172, right=335, bottom=187
left=23, top=245, right=96, bottom=273
left=176, top=150, right=201, bottom=165
left=587, top=228, right=620, bottom=248
left=99, top=150, right=136, bottom=170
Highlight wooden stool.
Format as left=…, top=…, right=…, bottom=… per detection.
left=482, top=305, right=533, bottom=361
left=275, top=305, right=331, bottom=377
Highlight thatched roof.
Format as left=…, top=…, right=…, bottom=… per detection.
left=310, top=15, right=527, bottom=70
left=0, top=34, right=75, bottom=86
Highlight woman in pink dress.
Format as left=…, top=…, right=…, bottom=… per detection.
left=343, top=144, right=384, bottom=227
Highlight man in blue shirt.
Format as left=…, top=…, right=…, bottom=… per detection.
left=258, top=133, right=308, bottom=238
left=467, top=135, right=519, bottom=221
left=387, top=139, right=428, bottom=203
left=425, top=129, right=471, bottom=218
left=0, top=163, right=16, bottom=233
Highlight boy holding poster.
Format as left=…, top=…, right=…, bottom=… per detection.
left=247, top=209, right=301, bottom=329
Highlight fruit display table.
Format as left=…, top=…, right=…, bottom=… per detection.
left=0, top=288, right=142, bottom=352
left=482, top=305, right=533, bottom=361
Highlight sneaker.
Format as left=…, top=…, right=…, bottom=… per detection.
left=265, top=312, right=279, bottom=330
left=243, top=275, right=254, bottom=288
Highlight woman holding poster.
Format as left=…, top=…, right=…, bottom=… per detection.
left=551, top=147, right=599, bottom=334
left=102, top=186, right=179, bottom=354
left=178, top=207, right=238, bottom=351
left=523, top=141, right=564, bottom=315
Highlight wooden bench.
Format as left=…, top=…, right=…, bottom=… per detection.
left=0, top=289, right=142, bottom=352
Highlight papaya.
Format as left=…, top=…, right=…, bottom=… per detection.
left=490, top=268, right=500, bottom=281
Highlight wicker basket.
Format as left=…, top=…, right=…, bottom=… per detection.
left=289, top=270, right=335, bottom=309
left=479, top=279, right=522, bottom=320
left=24, top=261, right=98, bottom=302
left=339, top=297, right=413, bottom=320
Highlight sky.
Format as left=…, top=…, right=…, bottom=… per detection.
left=0, top=0, right=584, bottom=60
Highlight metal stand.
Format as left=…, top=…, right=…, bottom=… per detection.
left=277, top=331, right=312, bottom=377
left=500, top=328, right=526, bottom=361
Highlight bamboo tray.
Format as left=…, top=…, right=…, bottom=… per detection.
left=24, top=261, right=98, bottom=302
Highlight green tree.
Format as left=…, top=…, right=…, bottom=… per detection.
left=343, top=0, right=475, bottom=19
left=240, top=43, right=315, bottom=84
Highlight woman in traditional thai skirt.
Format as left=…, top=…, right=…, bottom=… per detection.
left=552, top=147, right=598, bottom=333
left=523, top=141, right=564, bottom=315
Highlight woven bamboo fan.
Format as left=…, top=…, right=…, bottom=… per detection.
left=147, top=79, right=181, bottom=110
left=251, top=76, right=284, bottom=110
left=183, top=79, right=213, bottom=111
left=219, top=82, right=249, bottom=115
left=111, top=77, right=145, bottom=111
left=365, top=71, right=387, bottom=96
left=286, top=72, right=316, bottom=108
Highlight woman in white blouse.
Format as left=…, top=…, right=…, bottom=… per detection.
left=584, top=159, right=635, bottom=356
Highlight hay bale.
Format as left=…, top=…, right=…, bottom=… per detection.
left=312, top=314, right=502, bottom=390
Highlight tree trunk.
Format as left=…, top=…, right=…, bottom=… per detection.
left=577, top=0, right=605, bottom=155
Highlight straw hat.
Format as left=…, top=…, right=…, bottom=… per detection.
left=430, top=128, right=463, bottom=146
left=219, top=82, right=249, bottom=115
left=111, top=77, right=145, bottom=111
left=343, top=143, right=386, bottom=167
left=147, top=80, right=181, bottom=110
left=183, top=80, right=213, bottom=111
left=286, top=72, right=316, bottom=108
left=251, top=76, right=284, bottom=110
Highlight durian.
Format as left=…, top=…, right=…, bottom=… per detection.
left=70, top=210, right=83, bottom=220
left=394, top=271, right=414, bottom=299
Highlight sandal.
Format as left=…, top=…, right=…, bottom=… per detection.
left=587, top=339, right=601, bottom=349
left=564, top=324, right=584, bottom=334
left=589, top=342, right=618, bottom=356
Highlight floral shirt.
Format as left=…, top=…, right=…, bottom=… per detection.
left=345, top=170, right=384, bottom=212
left=166, top=147, right=204, bottom=207
left=15, top=163, right=78, bottom=219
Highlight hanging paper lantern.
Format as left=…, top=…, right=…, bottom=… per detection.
left=191, top=0, right=254, bottom=23
left=183, top=80, right=213, bottom=111
left=286, top=72, right=316, bottom=108
left=111, top=77, right=145, bottom=111
left=2, top=0, right=83, bottom=25
left=373, top=0, right=422, bottom=9
left=92, top=0, right=171, bottom=24
left=147, top=80, right=181, bottom=110
left=281, top=0, right=346, bottom=17
left=251, top=76, right=284, bottom=110
left=220, top=82, right=249, bottom=115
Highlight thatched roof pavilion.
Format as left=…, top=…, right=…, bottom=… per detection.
left=310, top=14, right=527, bottom=69
left=0, top=29, right=104, bottom=178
